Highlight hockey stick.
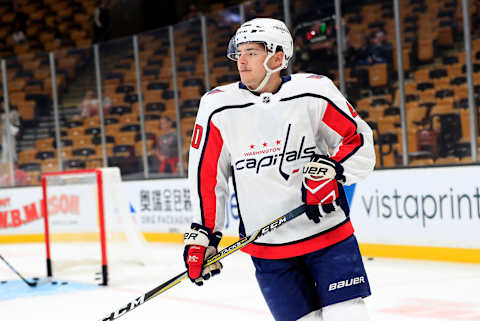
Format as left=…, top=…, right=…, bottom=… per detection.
left=0, top=254, right=38, bottom=287
left=98, top=204, right=306, bottom=321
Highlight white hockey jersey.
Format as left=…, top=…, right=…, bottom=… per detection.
left=188, top=74, right=375, bottom=259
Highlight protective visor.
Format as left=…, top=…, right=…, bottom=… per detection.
left=226, top=37, right=267, bottom=61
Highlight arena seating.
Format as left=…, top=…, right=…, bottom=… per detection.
left=340, top=0, right=480, bottom=167
left=2, top=0, right=480, bottom=186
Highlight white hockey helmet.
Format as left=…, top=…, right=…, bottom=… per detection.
left=227, top=18, right=294, bottom=92
left=227, top=18, right=294, bottom=69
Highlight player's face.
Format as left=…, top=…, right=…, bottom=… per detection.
left=236, top=42, right=268, bottom=88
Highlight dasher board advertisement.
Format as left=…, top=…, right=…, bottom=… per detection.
left=0, top=178, right=241, bottom=236
left=2, top=165, right=480, bottom=251
left=350, top=165, right=480, bottom=249
left=126, top=179, right=240, bottom=234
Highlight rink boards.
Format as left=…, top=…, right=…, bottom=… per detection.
left=1, top=165, right=479, bottom=263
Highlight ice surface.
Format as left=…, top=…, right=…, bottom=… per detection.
left=1, top=243, right=479, bottom=321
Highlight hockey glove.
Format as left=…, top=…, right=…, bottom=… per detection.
left=302, top=154, right=346, bottom=223
left=183, top=223, right=223, bottom=286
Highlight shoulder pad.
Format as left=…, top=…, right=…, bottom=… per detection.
left=199, top=82, right=247, bottom=113
left=200, top=82, right=245, bottom=105
left=288, top=73, right=334, bottom=95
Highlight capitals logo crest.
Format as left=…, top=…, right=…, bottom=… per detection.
left=235, top=124, right=316, bottom=181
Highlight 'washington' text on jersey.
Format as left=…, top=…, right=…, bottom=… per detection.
left=187, top=74, right=376, bottom=259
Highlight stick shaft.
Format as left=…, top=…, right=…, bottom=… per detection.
left=0, top=255, right=37, bottom=287
left=99, top=204, right=306, bottom=321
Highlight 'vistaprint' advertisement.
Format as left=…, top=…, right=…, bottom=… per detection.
left=1, top=166, right=480, bottom=250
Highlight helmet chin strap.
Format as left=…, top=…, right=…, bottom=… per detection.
left=250, top=53, right=284, bottom=93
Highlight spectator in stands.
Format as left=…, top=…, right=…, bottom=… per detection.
left=78, top=90, right=111, bottom=117
left=152, top=116, right=178, bottom=174
left=93, top=0, right=112, bottom=44
left=12, top=2, right=28, bottom=44
left=368, top=30, right=392, bottom=64
left=12, top=20, right=27, bottom=44
left=13, top=2, right=28, bottom=33
left=1, top=105, right=20, bottom=163
left=79, top=90, right=98, bottom=117
left=352, top=30, right=392, bottom=66
left=364, top=30, right=393, bottom=65
left=0, top=162, right=31, bottom=187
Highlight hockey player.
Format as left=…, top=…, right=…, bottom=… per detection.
left=183, top=18, right=375, bottom=321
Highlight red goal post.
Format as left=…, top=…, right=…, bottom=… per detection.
left=41, top=168, right=149, bottom=286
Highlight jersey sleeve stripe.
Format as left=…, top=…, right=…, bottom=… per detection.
left=198, top=121, right=224, bottom=232
left=322, top=101, right=357, bottom=138
left=195, top=102, right=254, bottom=231
left=280, top=93, right=357, bottom=128
left=333, top=133, right=364, bottom=164
left=322, top=101, right=363, bottom=164
left=280, top=93, right=364, bottom=163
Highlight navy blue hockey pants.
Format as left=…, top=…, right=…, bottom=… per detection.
left=251, top=235, right=371, bottom=321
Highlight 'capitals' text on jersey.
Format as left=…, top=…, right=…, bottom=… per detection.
left=188, top=74, right=376, bottom=259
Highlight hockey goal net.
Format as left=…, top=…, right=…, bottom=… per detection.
left=41, top=167, right=152, bottom=285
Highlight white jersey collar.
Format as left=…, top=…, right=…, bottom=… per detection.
left=238, top=75, right=292, bottom=97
